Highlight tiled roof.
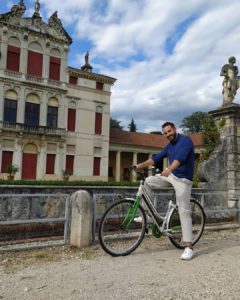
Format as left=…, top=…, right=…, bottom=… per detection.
left=110, top=129, right=203, bottom=148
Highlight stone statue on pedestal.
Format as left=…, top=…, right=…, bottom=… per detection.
left=220, top=56, right=240, bottom=106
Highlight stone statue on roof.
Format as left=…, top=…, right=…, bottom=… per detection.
left=81, top=52, right=93, bottom=72
left=220, top=56, right=240, bottom=106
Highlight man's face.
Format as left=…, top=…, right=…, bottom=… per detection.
left=163, top=125, right=177, bottom=142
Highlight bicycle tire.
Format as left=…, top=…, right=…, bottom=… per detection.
left=98, top=199, right=147, bottom=256
left=167, top=199, right=205, bottom=249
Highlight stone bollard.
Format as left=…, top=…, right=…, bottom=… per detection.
left=70, top=190, right=93, bottom=248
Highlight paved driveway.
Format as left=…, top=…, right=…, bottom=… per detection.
left=1, top=228, right=240, bottom=300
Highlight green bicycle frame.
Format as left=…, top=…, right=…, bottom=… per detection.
left=120, top=196, right=141, bottom=230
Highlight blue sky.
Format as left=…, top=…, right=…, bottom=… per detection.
left=1, top=0, right=240, bottom=132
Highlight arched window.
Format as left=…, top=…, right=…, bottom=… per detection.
left=49, top=48, right=61, bottom=81
left=24, top=93, right=40, bottom=126
left=67, top=101, right=76, bottom=132
left=27, top=42, right=43, bottom=77
left=4, top=90, right=18, bottom=123
left=7, top=37, right=21, bottom=72
left=47, top=97, right=59, bottom=128
left=95, top=105, right=103, bottom=135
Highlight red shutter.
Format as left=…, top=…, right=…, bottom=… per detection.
left=7, top=46, right=20, bottom=72
left=69, top=76, right=78, bottom=84
left=96, top=82, right=104, bottom=90
left=27, top=50, right=43, bottom=77
left=67, top=109, right=76, bottom=132
left=66, top=155, right=74, bottom=174
left=22, top=153, right=37, bottom=179
left=46, top=154, right=55, bottom=174
left=95, top=112, right=102, bottom=134
left=93, top=157, right=101, bottom=176
left=1, top=151, right=13, bottom=173
left=49, top=56, right=61, bottom=81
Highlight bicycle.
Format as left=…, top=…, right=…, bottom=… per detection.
left=98, top=167, right=206, bottom=257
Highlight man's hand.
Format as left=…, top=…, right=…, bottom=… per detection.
left=161, top=168, right=171, bottom=177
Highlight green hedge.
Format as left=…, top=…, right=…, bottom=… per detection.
left=0, top=179, right=139, bottom=187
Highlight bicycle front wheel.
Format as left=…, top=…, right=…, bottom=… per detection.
left=98, top=199, right=147, bottom=256
left=168, top=199, right=205, bottom=249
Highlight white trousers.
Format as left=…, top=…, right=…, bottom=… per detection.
left=144, top=173, right=193, bottom=243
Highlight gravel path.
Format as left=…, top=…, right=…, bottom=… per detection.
left=1, top=229, right=240, bottom=300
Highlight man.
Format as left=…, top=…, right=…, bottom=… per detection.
left=134, top=122, right=195, bottom=260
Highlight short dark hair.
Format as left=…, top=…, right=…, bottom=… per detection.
left=162, top=122, right=176, bottom=129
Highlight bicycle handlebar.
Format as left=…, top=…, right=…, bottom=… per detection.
left=129, top=165, right=161, bottom=180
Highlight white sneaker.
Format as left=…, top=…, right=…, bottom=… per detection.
left=134, top=215, right=154, bottom=223
left=134, top=216, right=143, bottom=223
left=181, top=247, right=194, bottom=260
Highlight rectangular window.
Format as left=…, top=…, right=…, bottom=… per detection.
left=67, top=108, right=76, bottom=132
left=96, top=82, right=104, bottom=90
left=49, top=56, right=61, bottom=81
left=65, top=155, right=74, bottom=175
left=27, top=50, right=43, bottom=77
left=4, top=99, right=17, bottom=123
left=93, top=157, right=101, bottom=176
left=95, top=112, right=102, bottom=134
left=24, top=102, right=40, bottom=126
left=69, top=76, right=78, bottom=84
left=47, top=106, right=58, bottom=128
left=46, top=154, right=55, bottom=174
left=7, top=45, right=20, bottom=72
left=1, top=151, right=13, bottom=173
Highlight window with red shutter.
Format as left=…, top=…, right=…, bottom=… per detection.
left=67, top=108, right=76, bottom=132
left=7, top=45, right=20, bottom=72
left=1, top=151, right=13, bottom=173
left=96, top=82, right=104, bottom=90
left=65, top=155, right=74, bottom=175
left=46, top=154, right=55, bottom=174
left=69, top=76, right=78, bottom=84
left=93, top=157, right=101, bottom=176
left=95, top=112, right=102, bottom=134
left=27, top=50, right=43, bottom=77
left=49, top=56, right=61, bottom=81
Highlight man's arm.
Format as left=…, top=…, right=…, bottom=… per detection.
left=161, top=159, right=180, bottom=177
left=135, top=158, right=154, bottom=170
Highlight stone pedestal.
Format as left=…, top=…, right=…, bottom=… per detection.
left=200, top=103, right=240, bottom=208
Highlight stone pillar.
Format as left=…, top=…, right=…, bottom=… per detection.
left=202, top=104, right=240, bottom=207
left=0, top=82, right=4, bottom=120
left=40, top=91, right=47, bottom=126
left=37, top=140, right=46, bottom=179
left=17, top=87, right=25, bottom=123
left=132, top=152, right=138, bottom=182
left=70, top=190, right=93, bottom=248
left=115, top=151, right=121, bottom=182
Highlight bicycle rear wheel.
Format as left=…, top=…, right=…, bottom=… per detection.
left=98, top=199, right=147, bottom=256
left=168, top=199, right=205, bottom=249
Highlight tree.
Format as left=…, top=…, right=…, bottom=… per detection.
left=128, top=118, right=137, bottom=132
left=180, top=111, right=209, bottom=133
left=110, top=118, right=123, bottom=130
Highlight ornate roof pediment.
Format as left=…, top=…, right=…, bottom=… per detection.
left=0, top=1, right=26, bottom=25
left=0, top=1, right=72, bottom=45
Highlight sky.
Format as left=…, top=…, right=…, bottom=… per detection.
left=1, top=0, right=240, bottom=132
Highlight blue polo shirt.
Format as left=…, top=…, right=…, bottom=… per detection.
left=152, top=134, right=195, bottom=181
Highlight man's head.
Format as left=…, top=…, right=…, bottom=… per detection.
left=162, top=122, right=177, bottom=142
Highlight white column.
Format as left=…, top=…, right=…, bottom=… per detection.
left=56, top=142, right=65, bottom=177
left=42, top=53, right=50, bottom=82
left=17, top=87, right=25, bottom=123
left=115, top=151, right=121, bottom=182
left=14, top=139, right=23, bottom=180
left=58, top=95, right=66, bottom=128
left=37, top=140, right=46, bottom=179
left=40, top=91, right=47, bottom=126
left=132, top=152, right=138, bottom=182
left=0, top=82, right=4, bottom=120
left=19, top=44, right=28, bottom=74
left=0, top=39, right=8, bottom=70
